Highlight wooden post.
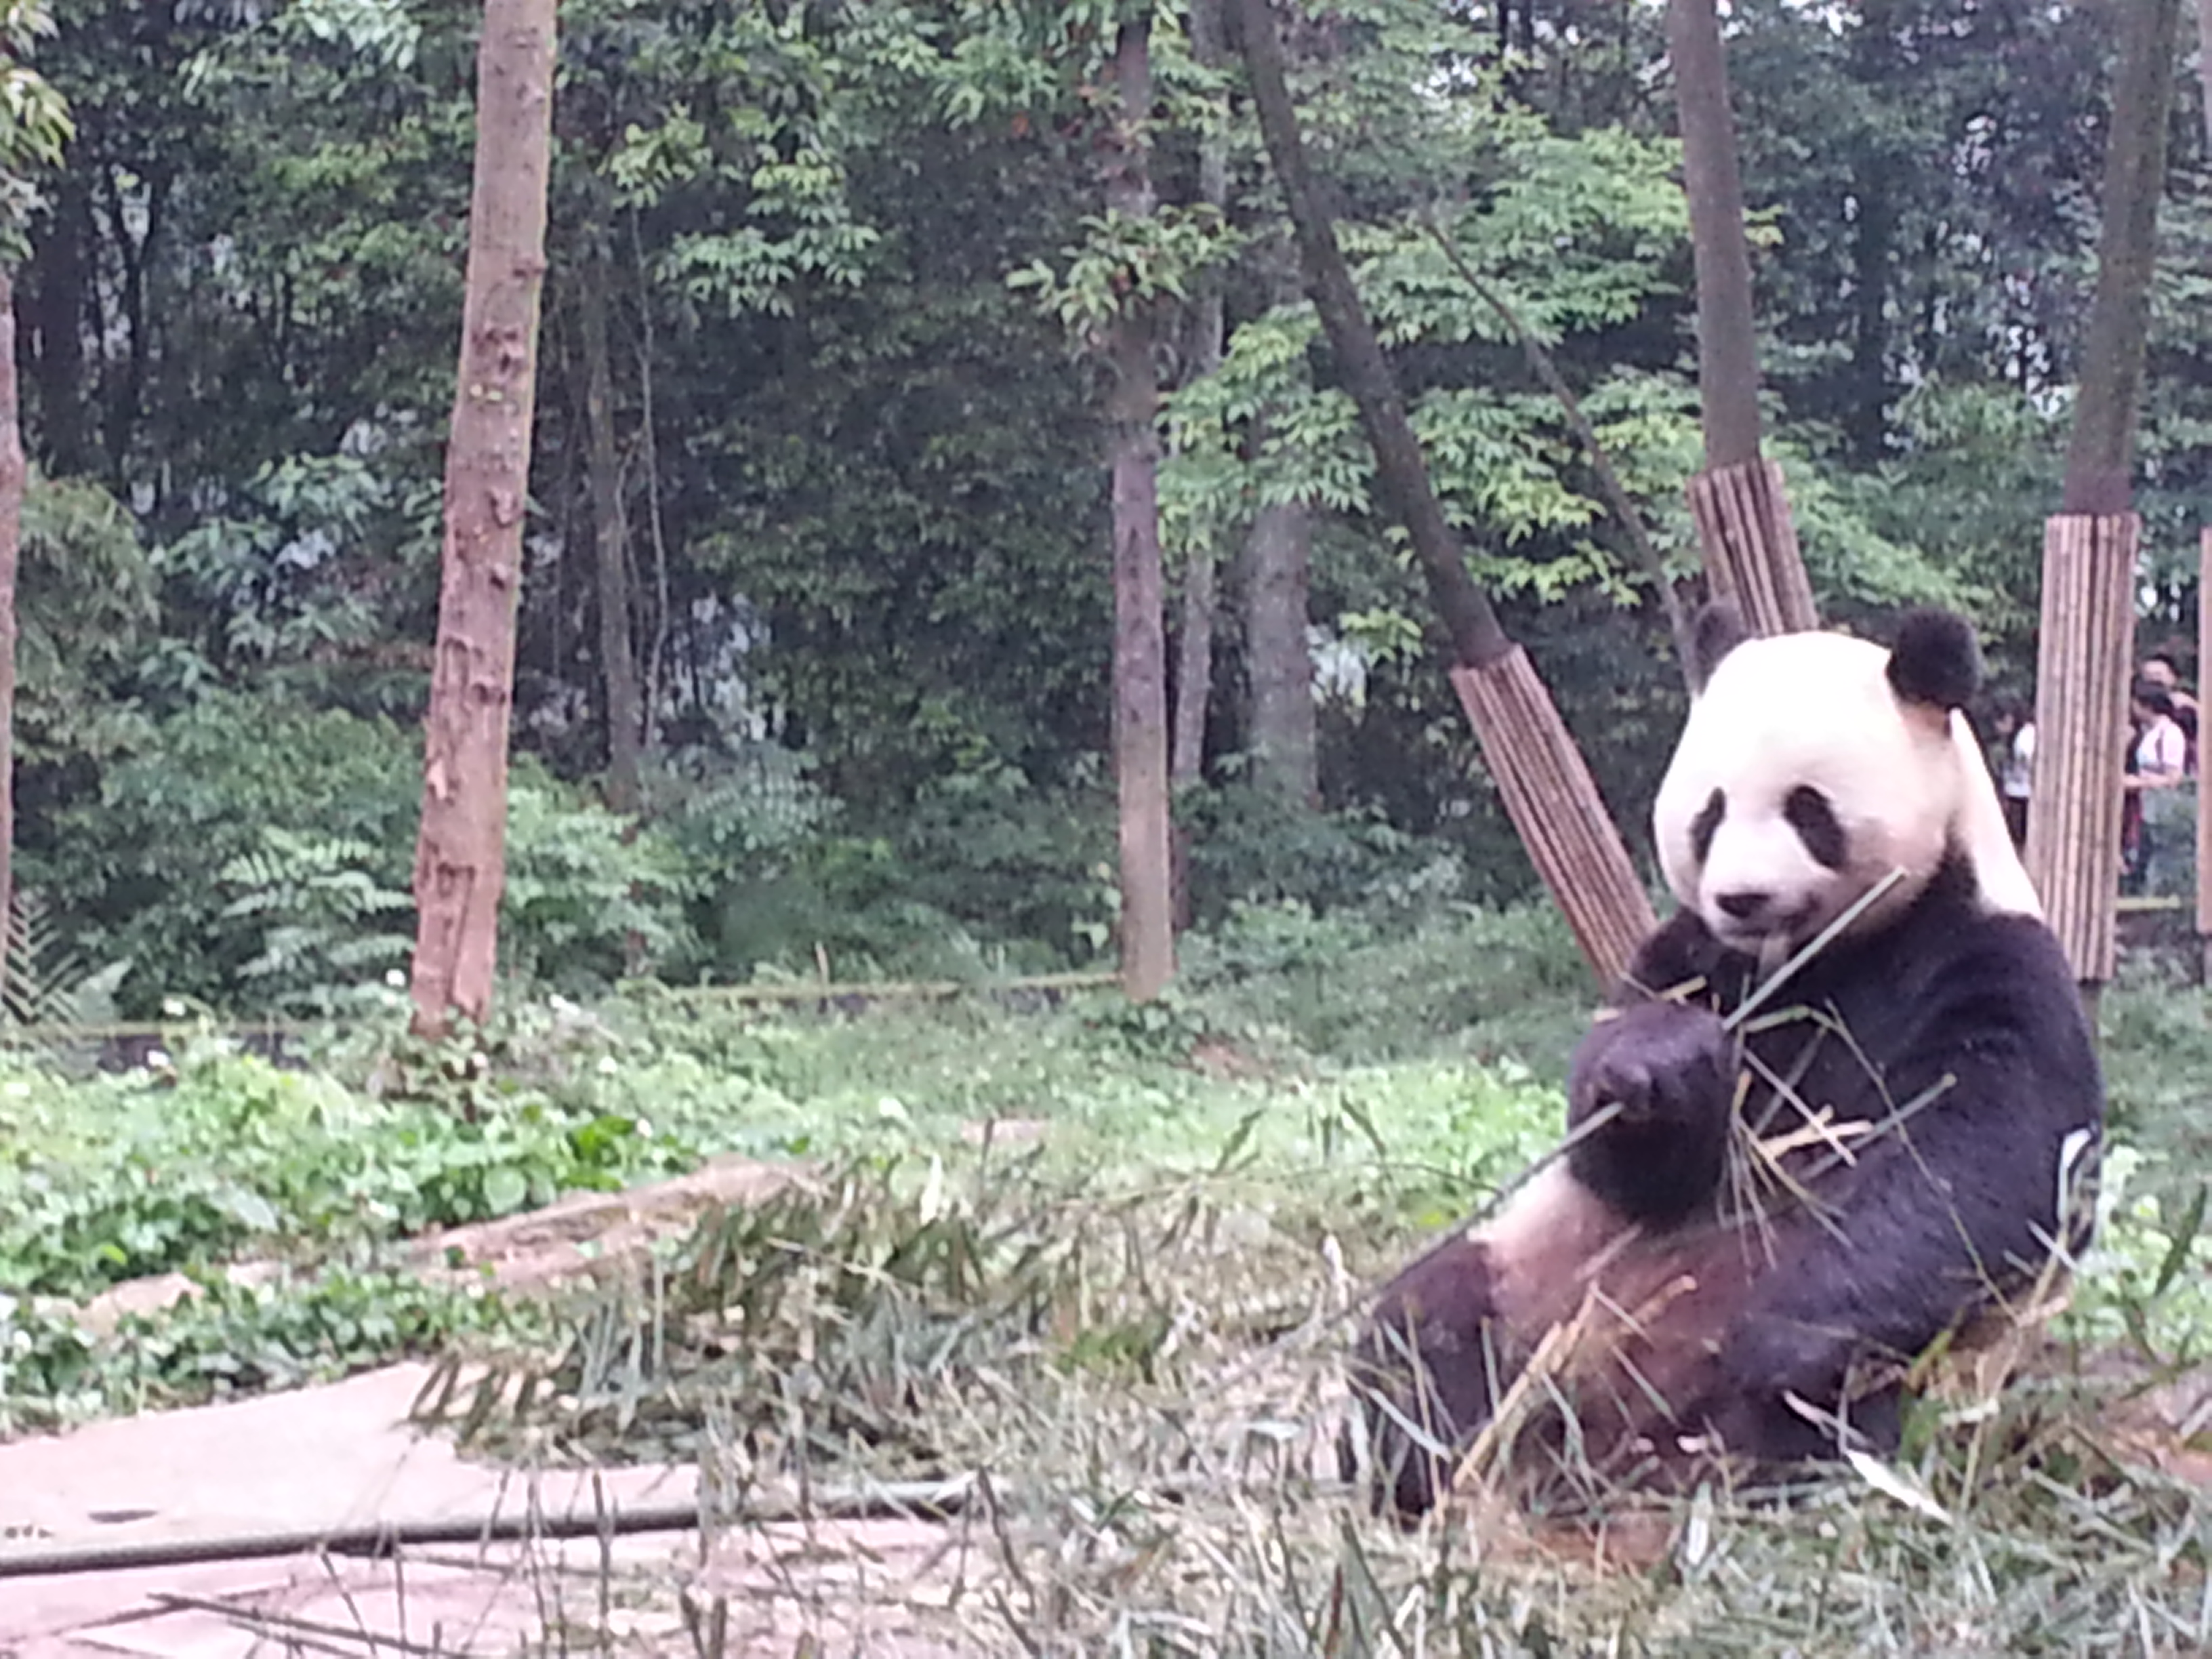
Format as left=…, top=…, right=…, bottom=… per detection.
left=1449, top=651, right=1657, bottom=985
left=2024, top=514, right=2138, bottom=992
left=2198, top=527, right=2212, bottom=983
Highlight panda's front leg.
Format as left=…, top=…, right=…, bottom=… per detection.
left=1565, top=1000, right=1736, bottom=1227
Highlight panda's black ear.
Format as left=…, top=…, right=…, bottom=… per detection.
left=1887, top=609, right=1982, bottom=711
left=1687, top=601, right=1750, bottom=693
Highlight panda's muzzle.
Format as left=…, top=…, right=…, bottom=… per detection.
left=1706, top=888, right=1820, bottom=955
left=1715, top=890, right=1770, bottom=921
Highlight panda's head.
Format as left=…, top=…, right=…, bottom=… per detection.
left=1652, top=604, right=2039, bottom=958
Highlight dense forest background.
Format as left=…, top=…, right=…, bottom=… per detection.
left=9, top=0, right=2209, bottom=1017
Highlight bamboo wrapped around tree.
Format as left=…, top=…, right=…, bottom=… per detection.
left=1450, top=651, right=1654, bottom=981
left=1236, top=0, right=1654, bottom=987
left=1686, top=459, right=1818, bottom=637
left=2024, top=514, right=2137, bottom=985
left=2026, top=0, right=2182, bottom=998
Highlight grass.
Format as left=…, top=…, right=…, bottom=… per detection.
left=7, top=903, right=2212, bottom=1652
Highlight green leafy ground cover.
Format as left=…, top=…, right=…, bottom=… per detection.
left=4, top=907, right=2212, bottom=1650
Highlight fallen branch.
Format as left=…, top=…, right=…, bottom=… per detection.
left=0, top=1475, right=980, bottom=1580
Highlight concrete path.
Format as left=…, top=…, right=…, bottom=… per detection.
left=0, top=1363, right=991, bottom=1656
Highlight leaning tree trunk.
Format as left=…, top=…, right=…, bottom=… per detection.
left=579, top=218, right=642, bottom=815
left=408, top=0, right=558, bottom=1039
left=1104, top=17, right=1175, bottom=1000
left=1170, top=0, right=1229, bottom=800
left=2026, top=0, right=2182, bottom=1002
left=0, top=272, right=21, bottom=974
left=1166, top=0, right=1231, bottom=931
left=1235, top=0, right=1654, bottom=984
left=1666, top=0, right=1817, bottom=638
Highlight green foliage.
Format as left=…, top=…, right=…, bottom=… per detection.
left=0, top=1033, right=682, bottom=1304
left=30, top=692, right=423, bottom=1012
left=2, top=890, right=128, bottom=1027
left=14, top=474, right=158, bottom=769
left=499, top=770, right=701, bottom=991
left=0, top=0, right=70, bottom=255
left=1008, top=203, right=1238, bottom=341
left=1, top=1269, right=526, bottom=1432
left=218, top=828, right=413, bottom=1017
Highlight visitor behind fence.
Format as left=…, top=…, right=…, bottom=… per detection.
left=2123, top=681, right=2189, bottom=896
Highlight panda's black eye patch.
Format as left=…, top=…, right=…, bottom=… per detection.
left=1785, top=785, right=1847, bottom=870
left=1690, top=788, right=1725, bottom=863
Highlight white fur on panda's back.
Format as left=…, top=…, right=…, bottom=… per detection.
left=1947, top=707, right=2041, bottom=918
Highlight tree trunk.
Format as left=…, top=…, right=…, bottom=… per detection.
left=1170, top=0, right=1229, bottom=803
left=2198, top=0, right=2212, bottom=160
left=1235, top=0, right=1655, bottom=985
left=2060, top=0, right=2183, bottom=516
left=1667, top=0, right=1762, bottom=471
left=1105, top=18, right=1174, bottom=1001
left=1233, top=0, right=1509, bottom=672
left=1846, top=0, right=1895, bottom=466
left=0, top=272, right=22, bottom=966
left=579, top=220, right=642, bottom=815
left=24, top=177, right=88, bottom=479
left=1666, top=0, right=1817, bottom=637
left=408, top=0, right=558, bottom=1039
left=1244, top=493, right=1317, bottom=808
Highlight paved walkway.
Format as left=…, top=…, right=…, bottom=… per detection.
left=0, top=1363, right=980, bottom=1656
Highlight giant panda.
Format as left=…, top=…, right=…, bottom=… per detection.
left=1352, top=603, right=2106, bottom=1519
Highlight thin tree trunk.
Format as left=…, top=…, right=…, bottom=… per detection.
left=0, top=272, right=22, bottom=962
left=1847, top=0, right=1896, bottom=465
left=25, top=178, right=87, bottom=479
left=1105, top=18, right=1174, bottom=1000
left=1666, top=0, right=1818, bottom=637
left=579, top=222, right=642, bottom=815
left=409, top=0, right=558, bottom=1039
left=1171, top=0, right=1229, bottom=802
left=1233, top=0, right=1509, bottom=670
left=1667, top=0, right=1762, bottom=470
left=2198, top=0, right=2212, bottom=159
left=2060, top=0, right=2183, bottom=515
left=1235, top=0, right=1655, bottom=984
left=1243, top=493, right=1317, bottom=808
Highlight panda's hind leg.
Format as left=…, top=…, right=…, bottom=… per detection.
left=1350, top=1232, right=1513, bottom=1519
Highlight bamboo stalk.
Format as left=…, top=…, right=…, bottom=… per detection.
left=2024, top=513, right=2137, bottom=985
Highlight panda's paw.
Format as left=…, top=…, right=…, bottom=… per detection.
left=1568, top=1000, right=1735, bottom=1136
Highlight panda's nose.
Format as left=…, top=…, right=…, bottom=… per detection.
left=1715, top=890, right=1770, bottom=921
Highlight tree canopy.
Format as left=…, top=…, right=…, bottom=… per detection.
left=3, top=0, right=2205, bottom=1014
